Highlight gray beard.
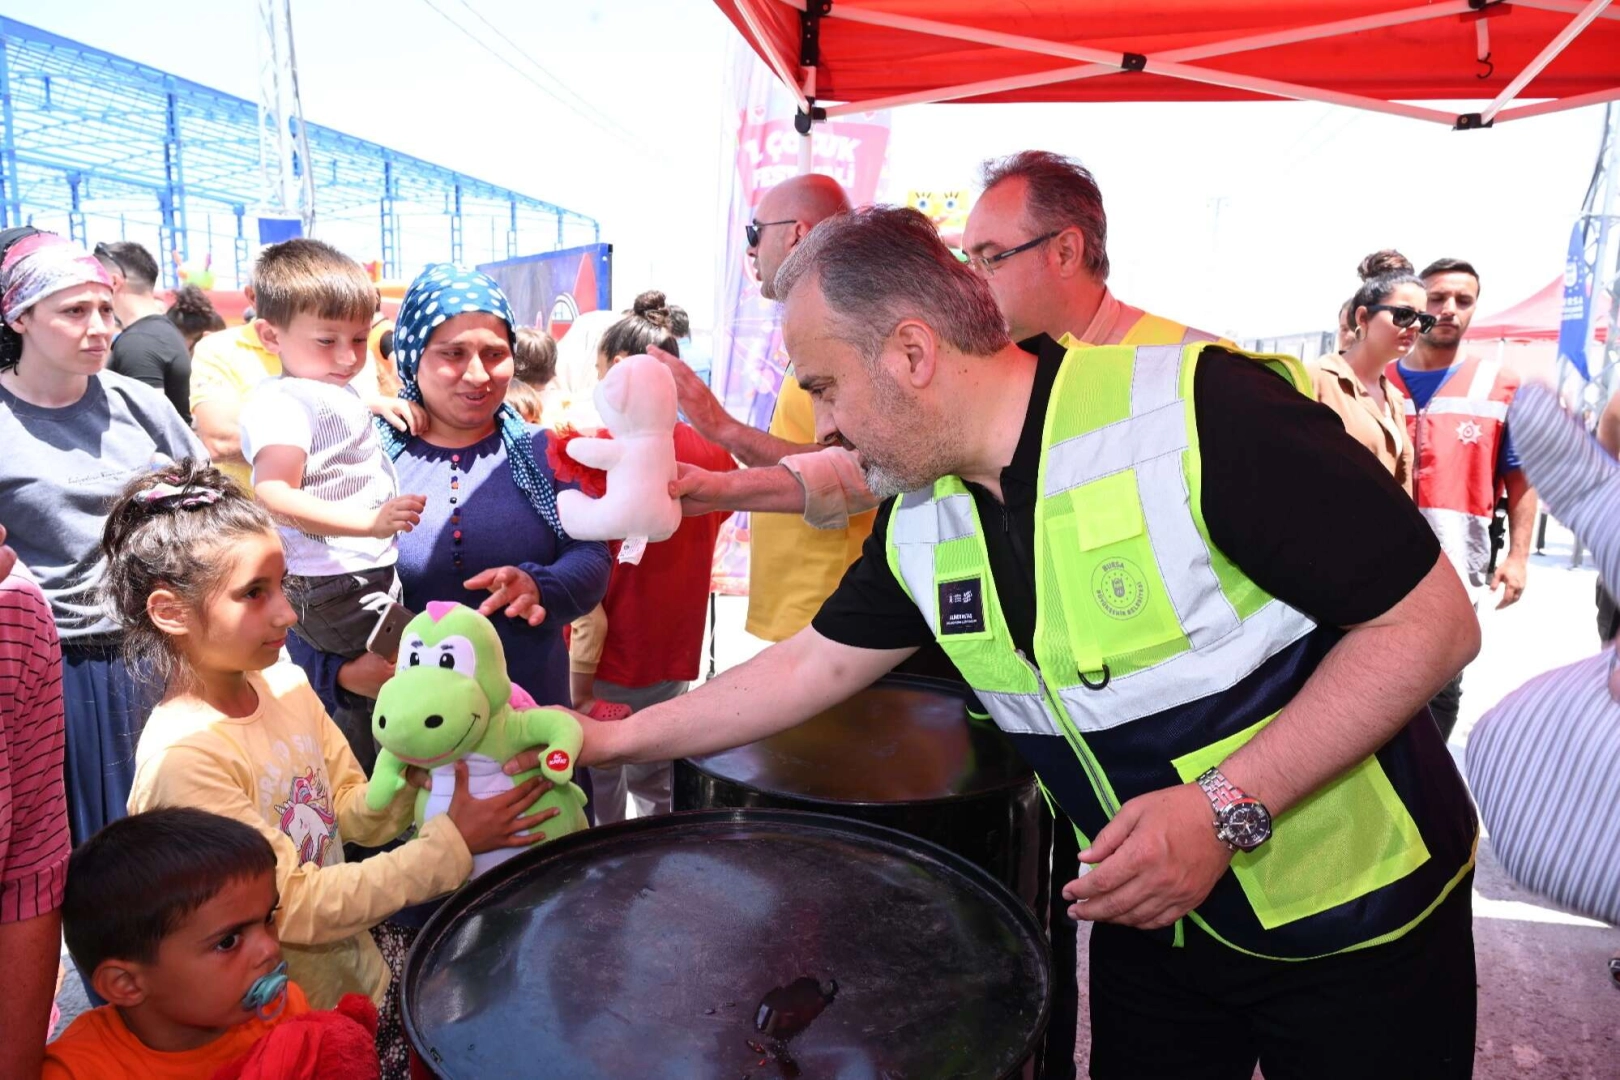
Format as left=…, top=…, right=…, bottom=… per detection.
left=862, top=460, right=918, bottom=501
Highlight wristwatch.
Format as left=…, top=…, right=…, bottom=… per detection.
left=1196, top=768, right=1273, bottom=852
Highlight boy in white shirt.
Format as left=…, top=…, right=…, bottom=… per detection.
left=238, top=239, right=424, bottom=657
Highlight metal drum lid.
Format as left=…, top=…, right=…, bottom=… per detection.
left=684, top=674, right=1032, bottom=805
left=404, top=809, right=1052, bottom=1079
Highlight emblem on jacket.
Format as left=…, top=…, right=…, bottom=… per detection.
left=1093, top=558, right=1148, bottom=619
left=1455, top=419, right=1482, bottom=445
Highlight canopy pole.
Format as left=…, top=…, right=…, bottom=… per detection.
left=1481, top=0, right=1614, bottom=124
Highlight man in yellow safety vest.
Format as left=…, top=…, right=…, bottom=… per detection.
left=574, top=206, right=1481, bottom=1080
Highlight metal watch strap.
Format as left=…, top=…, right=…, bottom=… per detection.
left=1197, top=767, right=1247, bottom=813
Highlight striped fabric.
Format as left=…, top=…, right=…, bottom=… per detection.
left=0, top=569, right=69, bottom=923
left=1464, top=380, right=1620, bottom=926
left=1466, top=651, right=1620, bottom=925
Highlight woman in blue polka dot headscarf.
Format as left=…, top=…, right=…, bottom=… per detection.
left=286, top=262, right=610, bottom=747
left=382, top=263, right=565, bottom=535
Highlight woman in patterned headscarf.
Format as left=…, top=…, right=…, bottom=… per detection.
left=288, top=265, right=610, bottom=745
left=0, top=229, right=204, bottom=844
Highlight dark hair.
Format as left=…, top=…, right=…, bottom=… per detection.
left=63, top=807, right=276, bottom=977
left=0, top=226, right=45, bottom=370
left=775, top=206, right=1011, bottom=363
left=1420, top=257, right=1481, bottom=293
left=1357, top=249, right=1413, bottom=281
left=252, top=238, right=377, bottom=328
left=1348, top=270, right=1426, bottom=334
left=100, top=459, right=277, bottom=688
left=378, top=329, right=394, bottom=361
left=599, top=291, right=681, bottom=362
left=94, top=241, right=161, bottom=291
left=667, top=305, right=691, bottom=340
left=166, top=284, right=227, bottom=352
left=512, top=326, right=558, bottom=387
left=980, top=150, right=1110, bottom=280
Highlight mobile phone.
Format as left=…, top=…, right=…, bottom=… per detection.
left=366, top=601, right=414, bottom=659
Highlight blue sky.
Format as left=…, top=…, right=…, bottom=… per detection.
left=5, top=0, right=1606, bottom=338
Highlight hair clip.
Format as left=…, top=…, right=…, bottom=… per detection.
left=136, top=482, right=222, bottom=510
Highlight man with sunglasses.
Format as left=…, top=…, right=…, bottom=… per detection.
left=91, top=241, right=192, bottom=419
left=655, top=173, right=868, bottom=643
left=1387, top=258, right=1534, bottom=741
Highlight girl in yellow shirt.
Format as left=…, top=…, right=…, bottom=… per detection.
left=100, top=459, right=555, bottom=1080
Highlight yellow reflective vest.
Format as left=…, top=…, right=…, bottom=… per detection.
left=885, top=341, right=1478, bottom=958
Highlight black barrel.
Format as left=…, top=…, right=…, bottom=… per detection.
left=404, top=808, right=1052, bottom=1079
left=674, top=673, right=1050, bottom=912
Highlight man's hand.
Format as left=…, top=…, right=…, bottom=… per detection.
left=368, top=494, right=427, bottom=539
left=649, top=344, right=732, bottom=439
left=370, top=396, right=429, bottom=436
left=464, top=565, right=546, bottom=626
left=1490, top=553, right=1527, bottom=609
left=337, top=650, right=396, bottom=700
left=670, top=462, right=737, bottom=516
left=1063, top=784, right=1233, bottom=929
left=501, top=707, right=618, bottom=772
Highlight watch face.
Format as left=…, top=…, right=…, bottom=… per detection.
left=1220, top=799, right=1272, bottom=851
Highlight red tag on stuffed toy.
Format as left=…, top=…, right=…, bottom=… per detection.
left=545, top=749, right=571, bottom=772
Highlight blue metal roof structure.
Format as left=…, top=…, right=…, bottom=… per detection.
left=0, top=17, right=599, bottom=287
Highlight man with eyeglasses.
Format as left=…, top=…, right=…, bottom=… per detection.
left=1386, top=257, right=1534, bottom=741
left=91, top=241, right=193, bottom=419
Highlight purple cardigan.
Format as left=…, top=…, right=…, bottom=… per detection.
left=291, top=428, right=610, bottom=714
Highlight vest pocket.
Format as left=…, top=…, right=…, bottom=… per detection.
left=1170, top=713, right=1431, bottom=930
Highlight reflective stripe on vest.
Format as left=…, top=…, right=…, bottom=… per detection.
left=886, top=341, right=1477, bottom=958
left=1386, top=355, right=1518, bottom=584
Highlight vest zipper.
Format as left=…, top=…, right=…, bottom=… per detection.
left=1017, top=648, right=1119, bottom=817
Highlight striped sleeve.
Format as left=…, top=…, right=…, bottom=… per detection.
left=1510, top=382, right=1620, bottom=589
left=0, top=573, right=70, bottom=922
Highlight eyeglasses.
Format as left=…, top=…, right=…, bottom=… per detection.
left=746, top=219, right=796, bottom=247
left=965, top=231, right=1059, bottom=277
left=1367, top=304, right=1438, bottom=333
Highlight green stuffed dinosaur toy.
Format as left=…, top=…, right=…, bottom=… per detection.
left=366, top=601, right=589, bottom=876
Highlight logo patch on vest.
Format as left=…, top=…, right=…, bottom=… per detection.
left=938, top=577, right=986, bottom=635
left=1455, top=419, right=1482, bottom=445
left=1092, top=558, right=1148, bottom=619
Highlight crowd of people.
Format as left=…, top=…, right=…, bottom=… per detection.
left=0, top=144, right=1600, bottom=1080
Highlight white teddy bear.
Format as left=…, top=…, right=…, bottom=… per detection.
left=556, top=353, right=682, bottom=544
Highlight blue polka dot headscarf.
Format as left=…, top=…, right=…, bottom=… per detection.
left=381, top=263, right=567, bottom=537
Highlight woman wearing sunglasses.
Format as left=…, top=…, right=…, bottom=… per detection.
left=1309, top=251, right=1429, bottom=496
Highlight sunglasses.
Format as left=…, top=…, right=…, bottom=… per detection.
left=1367, top=304, right=1438, bottom=333
left=746, top=219, right=796, bottom=247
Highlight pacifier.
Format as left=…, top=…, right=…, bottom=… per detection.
left=241, top=960, right=290, bottom=1022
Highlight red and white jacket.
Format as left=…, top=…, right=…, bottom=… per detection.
left=1386, top=355, right=1519, bottom=589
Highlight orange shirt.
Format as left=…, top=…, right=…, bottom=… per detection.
left=44, top=982, right=311, bottom=1079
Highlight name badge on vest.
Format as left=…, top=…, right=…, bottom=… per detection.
left=938, top=577, right=986, bottom=635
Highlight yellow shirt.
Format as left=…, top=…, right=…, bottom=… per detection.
left=746, top=377, right=877, bottom=642
left=44, top=984, right=310, bottom=1079
left=188, top=324, right=281, bottom=489
left=128, top=663, right=473, bottom=1009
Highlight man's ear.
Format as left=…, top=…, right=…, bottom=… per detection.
left=1051, top=227, right=1088, bottom=279
left=891, top=320, right=940, bottom=389
left=254, top=318, right=281, bottom=355
left=92, top=959, right=148, bottom=1009
left=148, top=586, right=193, bottom=639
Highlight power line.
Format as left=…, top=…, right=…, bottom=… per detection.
left=413, top=0, right=657, bottom=159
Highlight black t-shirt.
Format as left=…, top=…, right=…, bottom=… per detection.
left=813, top=337, right=1441, bottom=655
left=109, top=314, right=192, bottom=419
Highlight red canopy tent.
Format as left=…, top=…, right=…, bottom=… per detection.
left=1468, top=277, right=1612, bottom=341
left=714, top=0, right=1620, bottom=129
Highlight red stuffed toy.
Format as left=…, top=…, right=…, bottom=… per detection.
left=547, top=424, right=610, bottom=498
left=211, top=994, right=380, bottom=1080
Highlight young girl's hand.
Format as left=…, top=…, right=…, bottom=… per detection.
left=368, top=494, right=427, bottom=539
left=444, top=761, right=561, bottom=854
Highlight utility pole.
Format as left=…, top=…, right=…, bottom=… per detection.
left=256, top=0, right=314, bottom=236
left=1587, top=104, right=1620, bottom=391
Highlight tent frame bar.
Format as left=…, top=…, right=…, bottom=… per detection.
left=762, top=0, right=1614, bottom=128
